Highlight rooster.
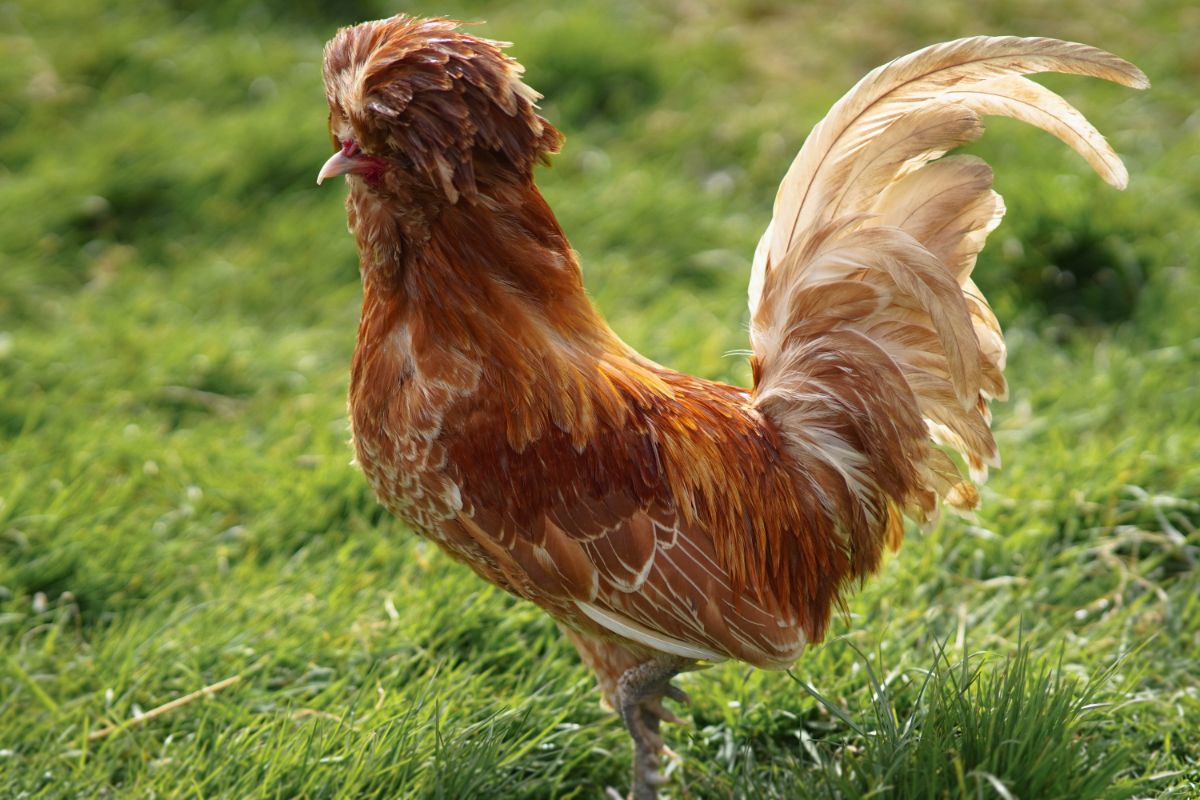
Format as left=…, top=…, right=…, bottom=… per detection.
left=316, top=16, right=1145, bottom=799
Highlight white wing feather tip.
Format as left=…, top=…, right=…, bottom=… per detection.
left=575, top=600, right=726, bottom=662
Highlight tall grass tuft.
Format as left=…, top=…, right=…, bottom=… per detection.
left=795, top=640, right=1132, bottom=799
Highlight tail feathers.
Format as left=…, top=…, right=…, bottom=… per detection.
left=874, top=156, right=1005, bottom=284
left=749, top=36, right=1145, bottom=568
left=753, top=36, right=1148, bottom=274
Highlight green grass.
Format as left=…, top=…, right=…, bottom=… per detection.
left=1, top=0, right=1198, bottom=797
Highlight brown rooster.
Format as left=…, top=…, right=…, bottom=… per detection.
left=316, top=16, right=1145, bottom=799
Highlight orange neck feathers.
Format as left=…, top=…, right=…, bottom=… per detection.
left=348, top=176, right=650, bottom=449
left=356, top=174, right=612, bottom=345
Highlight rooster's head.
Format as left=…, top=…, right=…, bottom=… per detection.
left=318, top=15, right=562, bottom=204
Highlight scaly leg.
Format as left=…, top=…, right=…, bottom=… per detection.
left=605, top=655, right=692, bottom=800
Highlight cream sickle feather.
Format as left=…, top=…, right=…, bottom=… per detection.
left=317, top=21, right=1145, bottom=799
left=750, top=36, right=1147, bottom=530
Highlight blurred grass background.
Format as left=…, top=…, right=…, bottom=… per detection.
left=1, top=0, right=1197, bottom=797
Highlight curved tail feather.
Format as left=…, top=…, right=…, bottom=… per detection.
left=748, top=36, right=1146, bottom=575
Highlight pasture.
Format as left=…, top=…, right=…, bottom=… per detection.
left=1, top=0, right=1197, bottom=796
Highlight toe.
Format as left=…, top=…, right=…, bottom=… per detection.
left=665, top=683, right=692, bottom=706
left=643, top=698, right=686, bottom=726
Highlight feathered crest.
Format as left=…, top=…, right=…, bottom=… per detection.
left=323, top=15, right=562, bottom=202
left=749, top=36, right=1146, bottom=556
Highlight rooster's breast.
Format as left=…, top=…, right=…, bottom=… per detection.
left=348, top=321, right=476, bottom=541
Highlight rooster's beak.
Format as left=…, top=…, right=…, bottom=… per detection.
left=316, top=150, right=362, bottom=185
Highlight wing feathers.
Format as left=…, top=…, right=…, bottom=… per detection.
left=575, top=600, right=725, bottom=661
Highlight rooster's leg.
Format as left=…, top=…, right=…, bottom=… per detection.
left=605, top=655, right=692, bottom=800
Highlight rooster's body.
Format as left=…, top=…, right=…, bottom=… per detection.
left=318, top=17, right=1145, bottom=798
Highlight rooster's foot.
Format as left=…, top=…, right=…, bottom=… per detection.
left=609, top=655, right=692, bottom=800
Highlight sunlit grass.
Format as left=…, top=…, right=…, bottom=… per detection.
left=1, top=0, right=1197, bottom=797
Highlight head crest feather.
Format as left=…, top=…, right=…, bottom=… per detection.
left=323, top=15, right=562, bottom=202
